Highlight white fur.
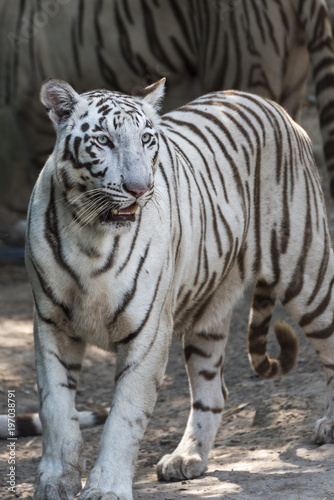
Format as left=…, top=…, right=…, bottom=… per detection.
left=26, top=84, right=334, bottom=500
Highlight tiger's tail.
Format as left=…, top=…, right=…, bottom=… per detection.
left=0, top=407, right=110, bottom=439
left=247, top=282, right=299, bottom=378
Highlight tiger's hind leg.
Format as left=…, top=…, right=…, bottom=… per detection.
left=296, top=305, right=334, bottom=443
left=282, top=260, right=334, bottom=444
left=157, top=312, right=232, bottom=481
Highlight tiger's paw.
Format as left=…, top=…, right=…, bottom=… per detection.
left=156, top=452, right=206, bottom=481
left=79, top=489, right=129, bottom=500
left=34, top=471, right=82, bottom=500
left=313, top=416, right=334, bottom=444
left=79, top=463, right=132, bottom=500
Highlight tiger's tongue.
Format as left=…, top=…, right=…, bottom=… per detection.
left=116, top=203, right=138, bottom=215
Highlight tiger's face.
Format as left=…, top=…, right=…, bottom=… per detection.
left=41, top=79, right=165, bottom=229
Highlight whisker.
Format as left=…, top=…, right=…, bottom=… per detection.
left=153, top=187, right=167, bottom=207
left=56, top=188, right=104, bottom=205
left=65, top=196, right=122, bottom=234
left=65, top=199, right=109, bottom=233
left=150, top=194, right=165, bottom=223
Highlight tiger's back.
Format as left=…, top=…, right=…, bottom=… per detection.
left=158, top=92, right=329, bottom=336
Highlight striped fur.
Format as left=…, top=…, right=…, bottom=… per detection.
left=2, top=0, right=334, bottom=209
left=0, top=408, right=109, bottom=438
left=25, top=79, right=334, bottom=500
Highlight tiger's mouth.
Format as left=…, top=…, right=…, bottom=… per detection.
left=99, top=203, right=139, bottom=223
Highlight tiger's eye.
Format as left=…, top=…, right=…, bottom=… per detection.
left=142, top=133, right=151, bottom=144
left=97, top=135, right=109, bottom=145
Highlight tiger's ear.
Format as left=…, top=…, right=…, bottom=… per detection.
left=134, top=78, right=166, bottom=112
left=40, top=79, right=78, bottom=129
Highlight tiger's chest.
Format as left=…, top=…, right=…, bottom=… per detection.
left=54, top=274, right=120, bottom=349
left=51, top=238, right=169, bottom=349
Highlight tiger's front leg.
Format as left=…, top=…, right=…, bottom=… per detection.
left=79, top=320, right=172, bottom=500
left=33, top=316, right=86, bottom=500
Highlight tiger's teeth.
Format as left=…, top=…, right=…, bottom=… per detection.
left=113, top=209, right=118, bottom=215
left=130, top=204, right=138, bottom=214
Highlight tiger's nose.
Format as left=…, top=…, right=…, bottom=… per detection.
left=123, top=185, right=151, bottom=198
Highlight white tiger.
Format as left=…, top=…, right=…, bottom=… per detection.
left=25, top=78, right=334, bottom=500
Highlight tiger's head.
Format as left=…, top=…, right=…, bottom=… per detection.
left=40, top=78, right=165, bottom=230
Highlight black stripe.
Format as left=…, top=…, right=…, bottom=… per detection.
left=177, top=107, right=238, bottom=152
left=199, top=370, right=217, bottom=381
left=119, top=272, right=162, bottom=344
left=306, top=314, right=334, bottom=340
left=26, top=189, right=73, bottom=319
left=140, top=0, right=177, bottom=72
left=300, top=276, right=334, bottom=328
left=114, top=2, right=139, bottom=76
left=160, top=134, right=183, bottom=262
left=184, top=345, right=211, bottom=362
left=96, top=46, right=122, bottom=90
left=169, top=0, right=195, bottom=53
left=198, top=171, right=222, bottom=258
left=263, top=10, right=280, bottom=56
left=33, top=291, right=58, bottom=328
left=94, top=0, right=104, bottom=48
left=92, top=236, right=120, bottom=277
left=250, top=0, right=266, bottom=43
left=71, top=19, right=82, bottom=78
left=193, top=401, right=223, bottom=414
left=193, top=209, right=205, bottom=287
left=16, top=415, right=40, bottom=437
left=109, top=243, right=150, bottom=327
left=315, top=73, right=334, bottom=96
left=219, top=100, right=262, bottom=151
left=217, top=205, right=234, bottom=273
left=313, top=56, right=334, bottom=81
left=280, top=160, right=290, bottom=254
left=116, top=212, right=143, bottom=275
left=307, top=220, right=330, bottom=306
left=252, top=148, right=262, bottom=275
left=175, top=290, right=192, bottom=320
left=282, top=172, right=313, bottom=305
left=220, top=110, right=254, bottom=156
left=230, top=9, right=242, bottom=89
left=163, top=117, right=218, bottom=196
left=44, top=177, right=84, bottom=290
left=123, top=0, right=134, bottom=24
left=191, top=272, right=217, bottom=325
left=205, top=126, right=245, bottom=202
left=196, top=332, right=226, bottom=341
left=78, top=0, right=84, bottom=45
left=237, top=243, right=247, bottom=282
left=49, top=351, right=82, bottom=372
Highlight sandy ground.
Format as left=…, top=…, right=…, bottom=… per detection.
left=1, top=104, right=334, bottom=499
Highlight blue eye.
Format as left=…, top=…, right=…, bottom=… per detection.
left=97, top=135, right=109, bottom=145
left=142, top=133, right=151, bottom=144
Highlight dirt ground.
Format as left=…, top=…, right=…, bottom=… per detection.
left=1, top=104, right=334, bottom=499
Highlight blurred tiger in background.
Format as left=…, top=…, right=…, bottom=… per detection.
left=1, top=0, right=334, bottom=235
